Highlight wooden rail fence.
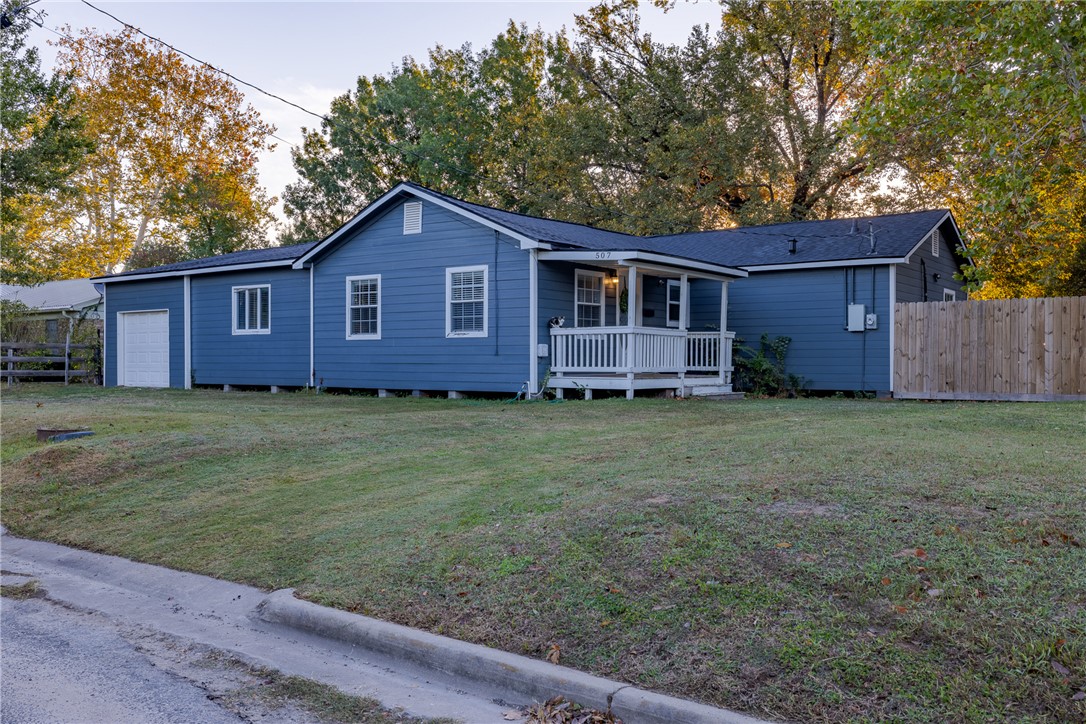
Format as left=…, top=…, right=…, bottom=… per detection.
left=2, top=342, right=101, bottom=386
left=894, top=297, right=1085, bottom=401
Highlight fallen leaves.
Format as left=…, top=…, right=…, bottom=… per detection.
left=525, top=696, right=622, bottom=724
left=546, top=644, right=561, bottom=665
left=776, top=541, right=792, bottom=549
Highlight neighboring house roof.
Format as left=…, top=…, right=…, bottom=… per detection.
left=95, top=182, right=966, bottom=282
left=0, top=279, right=102, bottom=314
left=94, top=242, right=316, bottom=282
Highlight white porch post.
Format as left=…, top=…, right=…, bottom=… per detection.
left=719, top=281, right=729, bottom=385
left=626, top=264, right=638, bottom=399
left=678, top=273, right=688, bottom=387
left=679, top=274, right=689, bottom=331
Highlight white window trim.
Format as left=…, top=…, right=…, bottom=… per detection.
left=403, top=201, right=422, bottom=235
left=345, top=274, right=381, bottom=340
left=446, top=265, right=488, bottom=338
left=943, top=288, right=957, bottom=302
left=666, top=279, right=682, bottom=328
left=574, top=269, right=605, bottom=328
left=232, top=285, right=271, bottom=335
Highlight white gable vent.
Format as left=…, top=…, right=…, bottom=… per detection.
left=931, top=228, right=941, bottom=257
left=403, top=201, right=422, bottom=235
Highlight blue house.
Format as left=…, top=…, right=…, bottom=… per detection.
left=95, top=182, right=966, bottom=398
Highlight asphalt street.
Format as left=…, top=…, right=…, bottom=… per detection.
left=1, top=595, right=242, bottom=724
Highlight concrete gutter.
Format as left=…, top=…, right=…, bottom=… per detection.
left=257, top=588, right=769, bottom=724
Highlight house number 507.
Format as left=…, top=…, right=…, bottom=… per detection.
left=594, top=252, right=612, bottom=259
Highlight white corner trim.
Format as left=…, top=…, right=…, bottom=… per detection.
left=529, top=248, right=539, bottom=393
left=308, top=266, right=314, bottom=388
left=888, top=265, right=896, bottom=394
left=183, top=276, right=192, bottom=389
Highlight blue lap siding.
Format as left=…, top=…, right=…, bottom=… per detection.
left=311, top=200, right=531, bottom=393
left=190, top=268, right=310, bottom=387
left=723, top=266, right=893, bottom=393
left=103, top=278, right=185, bottom=388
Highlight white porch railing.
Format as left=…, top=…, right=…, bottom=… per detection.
left=551, top=327, right=734, bottom=375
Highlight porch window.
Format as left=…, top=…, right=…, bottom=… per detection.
left=346, top=275, right=381, bottom=339
left=666, top=280, right=682, bottom=328
left=575, top=270, right=604, bottom=327
left=232, top=285, right=270, bottom=334
left=446, top=265, right=487, bottom=337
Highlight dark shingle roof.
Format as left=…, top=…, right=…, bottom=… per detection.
left=641, top=210, right=952, bottom=267
left=406, top=182, right=639, bottom=249
left=100, top=242, right=316, bottom=279
left=98, top=181, right=958, bottom=281
left=412, top=183, right=952, bottom=269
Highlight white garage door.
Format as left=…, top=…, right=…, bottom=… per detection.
left=120, top=311, right=170, bottom=387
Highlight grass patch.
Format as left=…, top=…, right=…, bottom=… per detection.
left=2, top=386, right=1084, bottom=721
left=0, top=580, right=43, bottom=599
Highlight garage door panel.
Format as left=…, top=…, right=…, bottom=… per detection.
left=121, top=311, right=169, bottom=387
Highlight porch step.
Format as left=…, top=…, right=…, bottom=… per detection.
left=685, top=384, right=743, bottom=399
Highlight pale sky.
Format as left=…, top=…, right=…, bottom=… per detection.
left=29, top=1, right=725, bottom=228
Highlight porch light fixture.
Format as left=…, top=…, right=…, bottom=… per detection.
left=605, top=271, right=619, bottom=284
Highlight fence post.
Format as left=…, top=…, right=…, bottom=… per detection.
left=5, top=347, right=11, bottom=388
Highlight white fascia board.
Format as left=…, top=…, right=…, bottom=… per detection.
left=94, top=260, right=294, bottom=284
left=901, top=211, right=974, bottom=267
left=292, top=183, right=543, bottom=269
left=902, top=211, right=952, bottom=262
left=627, top=252, right=747, bottom=278
left=743, top=257, right=905, bottom=272
left=538, top=250, right=747, bottom=279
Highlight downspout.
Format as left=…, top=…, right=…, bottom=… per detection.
left=529, top=248, right=539, bottom=396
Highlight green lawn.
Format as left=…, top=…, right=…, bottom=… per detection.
left=2, top=386, right=1083, bottom=722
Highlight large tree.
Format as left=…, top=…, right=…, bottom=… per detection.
left=0, top=1, right=91, bottom=285
left=283, top=0, right=885, bottom=241
left=26, top=27, right=276, bottom=278
left=846, top=0, right=1086, bottom=297
left=280, top=21, right=565, bottom=242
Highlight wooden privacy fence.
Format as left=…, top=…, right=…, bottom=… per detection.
left=894, top=297, right=1085, bottom=401
left=2, top=342, right=101, bottom=386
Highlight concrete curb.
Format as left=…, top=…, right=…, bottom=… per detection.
left=256, top=588, right=769, bottom=724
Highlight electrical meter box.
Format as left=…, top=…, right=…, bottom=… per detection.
left=865, top=313, right=878, bottom=330
left=847, top=304, right=866, bottom=332
left=537, top=343, right=549, bottom=357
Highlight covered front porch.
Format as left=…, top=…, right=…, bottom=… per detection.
left=534, top=250, right=744, bottom=399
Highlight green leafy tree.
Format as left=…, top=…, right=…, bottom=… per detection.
left=0, top=0, right=92, bottom=284
left=284, top=1, right=884, bottom=240
left=29, top=27, right=276, bottom=277
left=846, top=0, right=1086, bottom=297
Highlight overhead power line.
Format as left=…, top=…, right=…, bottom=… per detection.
left=70, top=0, right=898, bottom=240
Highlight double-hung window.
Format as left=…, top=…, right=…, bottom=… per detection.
left=232, top=285, right=270, bottom=334
left=346, top=275, right=381, bottom=339
left=446, top=265, right=487, bottom=337
left=575, top=270, right=603, bottom=327
left=666, top=280, right=682, bottom=328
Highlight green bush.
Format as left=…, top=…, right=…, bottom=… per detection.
left=733, top=333, right=805, bottom=397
